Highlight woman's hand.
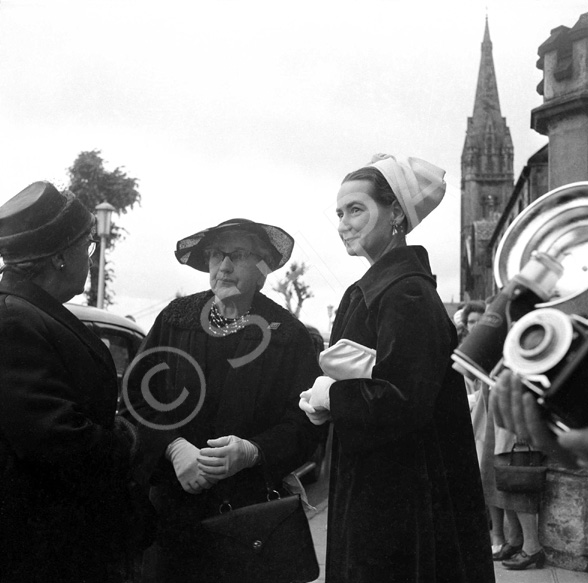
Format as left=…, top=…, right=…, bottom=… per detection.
left=299, top=375, right=336, bottom=426
left=491, top=369, right=580, bottom=467
left=299, top=394, right=331, bottom=425
left=558, top=429, right=588, bottom=468
left=198, top=435, right=259, bottom=480
left=166, top=438, right=218, bottom=494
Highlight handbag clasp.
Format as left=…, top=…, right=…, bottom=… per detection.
left=266, top=489, right=281, bottom=502
left=218, top=501, right=233, bottom=514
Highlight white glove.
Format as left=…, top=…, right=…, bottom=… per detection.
left=299, top=391, right=331, bottom=426
left=198, top=435, right=259, bottom=480
left=299, top=376, right=335, bottom=426
left=166, top=437, right=218, bottom=494
left=309, top=376, right=335, bottom=410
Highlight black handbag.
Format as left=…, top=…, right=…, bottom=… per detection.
left=494, top=443, right=547, bottom=493
left=200, top=490, right=320, bottom=583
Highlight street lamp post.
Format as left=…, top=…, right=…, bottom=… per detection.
left=95, top=202, right=115, bottom=310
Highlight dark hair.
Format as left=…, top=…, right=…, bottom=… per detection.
left=462, top=300, right=485, bottom=324
left=342, top=166, right=409, bottom=232
left=342, top=167, right=396, bottom=208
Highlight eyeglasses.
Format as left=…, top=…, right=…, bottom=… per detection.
left=205, top=248, right=261, bottom=266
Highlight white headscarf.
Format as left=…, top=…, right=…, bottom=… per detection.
left=369, top=154, right=446, bottom=233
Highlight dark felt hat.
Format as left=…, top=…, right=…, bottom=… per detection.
left=175, top=218, right=294, bottom=273
left=0, top=181, right=94, bottom=264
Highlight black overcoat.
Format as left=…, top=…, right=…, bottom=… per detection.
left=0, top=276, right=138, bottom=583
left=125, top=290, right=323, bottom=583
left=326, top=246, right=495, bottom=583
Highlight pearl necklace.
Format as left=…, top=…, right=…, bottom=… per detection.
left=208, top=302, right=251, bottom=337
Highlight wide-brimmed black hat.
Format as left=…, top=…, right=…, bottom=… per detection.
left=0, top=181, right=94, bottom=264
left=175, top=218, right=294, bottom=273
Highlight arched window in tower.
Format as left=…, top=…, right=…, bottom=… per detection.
left=504, top=146, right=513, bottom=172
left=485, top=122, right=496, bottom=151
left=465, top=146, right=479, bottom=170
left=484, top=121, right=496, bottom=173
left=487, top=194, right=497, bottom=214
left=481, top=193, right=497, bottom=218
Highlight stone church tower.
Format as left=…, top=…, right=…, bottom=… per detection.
left=461, top=17, right=514, bottom=300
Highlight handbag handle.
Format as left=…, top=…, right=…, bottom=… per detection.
left=217, top=487, right=281, bottom=514
left=509, top=443, right=538, bottom=466
left=213, top=461, right=281, bottom=515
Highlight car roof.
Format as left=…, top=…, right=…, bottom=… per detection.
left=65, top=303, right=145, bottom=335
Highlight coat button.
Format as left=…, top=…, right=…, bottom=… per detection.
left=252, top=540, right=263, bottom=551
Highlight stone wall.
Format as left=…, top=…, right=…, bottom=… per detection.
left=540, top=466, right=588, bottom=571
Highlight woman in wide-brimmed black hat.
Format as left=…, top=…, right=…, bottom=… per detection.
left=0, top=181, right=151, bottom=583
left=125, top=218, right=323, bottom=583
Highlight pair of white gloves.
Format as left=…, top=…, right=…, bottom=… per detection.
left=166, top=435, right=259, bottom=495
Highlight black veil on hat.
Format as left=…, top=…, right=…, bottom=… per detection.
left=175, top=218, right=294, bottom=273
left=0, top=181, right=94, bottom=264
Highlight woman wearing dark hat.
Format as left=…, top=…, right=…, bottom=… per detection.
left=125, top=218, right=322, bottom=583
left=0, top=182, right=148, bottom=583
left=299, top=154, right=495, bottom=583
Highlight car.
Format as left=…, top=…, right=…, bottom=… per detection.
left=65, top=303, right=146, bottom=393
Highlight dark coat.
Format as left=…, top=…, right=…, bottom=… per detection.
left=125, top=290, right=323, bottom=583
left=0, top=276, right=139, bottom=583
left=326, top=247, right=495, bottom=583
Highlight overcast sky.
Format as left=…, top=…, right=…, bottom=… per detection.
left=1, top=0, right=586, bottom=332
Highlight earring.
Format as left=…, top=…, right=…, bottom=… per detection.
left=392, top=224, right=398, bottom=237
left=59, top=263, right=65, bottom=270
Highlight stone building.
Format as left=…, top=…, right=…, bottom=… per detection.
left=488, top=144, right=549, bottom=274
left=460, top=17, right=513, bottom=301
left=486, top=12, right=588, bottom=289
left=526, top=13, right=588, bottom=572
left=532, top=13, right=588, bottom=189
left=484, top=12, right=588, bottom=571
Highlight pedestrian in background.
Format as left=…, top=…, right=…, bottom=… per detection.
left=0, top=182, right=145, bottom=583
left=453, top=304, right=467, bottom=343
left=461, top=300, right=488, bottom=404
left=462, top=299, right=486, bottom=338
left=300, top=154, right=495, bottom=583
left=479, top=410, right=545, bottom=568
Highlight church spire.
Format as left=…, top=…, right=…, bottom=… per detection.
left=462, top=16, right=513, bottom=200
left=460, top=16, right=514, bottom=301
left=472, top=16, right=501, bottom=119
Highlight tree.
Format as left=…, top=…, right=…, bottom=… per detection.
left=67, top=150, right=141, bottom=307
left=273, top=261, right=313, bottom=318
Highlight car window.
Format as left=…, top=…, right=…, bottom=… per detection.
left=101, top=331, right=133, bottom=377
left=80, top=322, right=143, bottom=379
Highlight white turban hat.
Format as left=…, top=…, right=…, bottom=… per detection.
left=368, top=154, right=446, bottom=233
